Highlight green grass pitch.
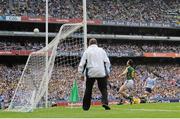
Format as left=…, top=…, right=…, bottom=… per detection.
left=0, top=103, right=180, bottom=118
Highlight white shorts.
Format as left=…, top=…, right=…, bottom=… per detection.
left=124, top=80, right=134, bottom=89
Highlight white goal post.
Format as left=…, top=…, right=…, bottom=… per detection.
left=7, top=23, right=85, bottom=112
left=7, top=0, right=87, bottom=112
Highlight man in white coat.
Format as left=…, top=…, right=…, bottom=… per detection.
left=78, top=38, right=111, bottom=111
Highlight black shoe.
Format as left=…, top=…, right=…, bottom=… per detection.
left=102, top=105, right=111, bottom=110
left=83, top=109, right=89, bottom=111
left=117, top=99, right=123, bottom=105
left=128, top=96, right=133, bottom=105
left=82, top=107, right=89, bottom=111
left=117, top=102, right=123, bottom=105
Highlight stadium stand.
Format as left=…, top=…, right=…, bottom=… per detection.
left=0, top=41, right=179, bottom=54
left=0, top=0, right=179, bottom=22
left=0, top=63, right=179, bottom=108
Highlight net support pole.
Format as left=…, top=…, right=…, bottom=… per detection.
left=83, top=0, right=87, bottom=50
left=45, top=0, right=49, bottom=108
left=82, top=0, right=87, bottom=94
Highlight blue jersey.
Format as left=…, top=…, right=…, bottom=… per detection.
left=145, top=77, right=156, bottom=89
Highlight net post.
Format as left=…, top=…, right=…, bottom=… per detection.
left=82, top=0, right=87, bottom=95
left=83, top=0, right=87, bottom=50
left=45, top=0, right=49, bottom=108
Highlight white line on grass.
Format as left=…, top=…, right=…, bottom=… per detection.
left=125, top=108, right=180, bottom=112
left=174, top=106, right=180, bottom=107
left=65, top=106, right=81, bottom=108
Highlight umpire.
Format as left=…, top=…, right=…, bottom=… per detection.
left=78, top=38, right=111, bottom=111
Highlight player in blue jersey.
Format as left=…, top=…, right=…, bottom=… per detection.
left=144, top=73, right=157, bottom=102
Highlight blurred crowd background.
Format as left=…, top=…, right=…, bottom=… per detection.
left=0, top=0, right=179, bottom=23
left=0, top=62, right=179, bottom=108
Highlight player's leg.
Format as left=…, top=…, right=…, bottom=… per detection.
left=119, top=84, right=128, bottom=98
left=126, top=80, right=135, bottom=104
left=128, top=90, right=135, bottom=104
left=117, top=83, right=129, bottom=104
left=144, top=88, right=152, bottom=102
left=83, top=78, right=95, bottom=111
left=97, top=77, right=110, bottom=110
left=119, top=80, right=135, bottom=104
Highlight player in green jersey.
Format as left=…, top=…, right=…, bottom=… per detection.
left=118, top=59, right=137, bottom=104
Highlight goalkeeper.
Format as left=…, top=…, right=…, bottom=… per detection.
left=78, top=38, right=111, bottom=111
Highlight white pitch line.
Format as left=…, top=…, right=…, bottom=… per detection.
left=174, top=106, right=180, bottom=107
left=125, top=108, right=180, bottom=112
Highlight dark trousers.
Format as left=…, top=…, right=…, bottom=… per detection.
left=83, top=77, right=108, bottom=110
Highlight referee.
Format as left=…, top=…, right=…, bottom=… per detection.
left=78, top=38, right=111, bottom=111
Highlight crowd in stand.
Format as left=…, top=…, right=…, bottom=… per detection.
left=0, top=41, right=179, bottom=56
left=0, top=63, right=179, bottom=108
left=100, top=42, right=180, bottom=55
left=0, top=41, right=45, bottom=51
left=0, top=0, right=179, bottom=23
left=0, top=65, right=22, bottom=109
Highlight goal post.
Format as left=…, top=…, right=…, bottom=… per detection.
left=7, top=23, right=84, bottom=112
left=8, top=0, right=88, bottom=112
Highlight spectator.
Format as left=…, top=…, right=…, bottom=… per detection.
left=0, top=62, right=179, bottom=107
left=0, top=0, right=179, bottom=23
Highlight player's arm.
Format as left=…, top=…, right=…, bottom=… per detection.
left=134, top=71, right=140, bottom=81
left=118, top=67, right=128, bottom=77
left=153, top=78, right=157, bottom=88
left=143, top=79, right=147, bottom=87
left=132, top=70, right=140, bottom=89
left=78, top=51, right=87, bottom=80
left=103, top=49, right=111, bottom=78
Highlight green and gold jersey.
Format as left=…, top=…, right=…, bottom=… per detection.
left=126, top=66, right=135, bottom=80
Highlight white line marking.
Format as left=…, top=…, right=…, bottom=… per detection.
left=125, top=109, right=180, bottom=112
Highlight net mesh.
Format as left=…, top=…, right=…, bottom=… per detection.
left=8, top=23, right=84, bottom=112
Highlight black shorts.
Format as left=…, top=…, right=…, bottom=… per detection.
left=145, top=87, right=152, bottom=93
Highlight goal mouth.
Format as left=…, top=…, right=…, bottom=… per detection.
left=7, top=23, right=85, bottom=112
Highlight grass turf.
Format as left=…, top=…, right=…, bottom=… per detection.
left=0, top=103, right=180, bottom=118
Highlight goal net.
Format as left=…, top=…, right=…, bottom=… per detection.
left=7, top=23, right=84, bottom=112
